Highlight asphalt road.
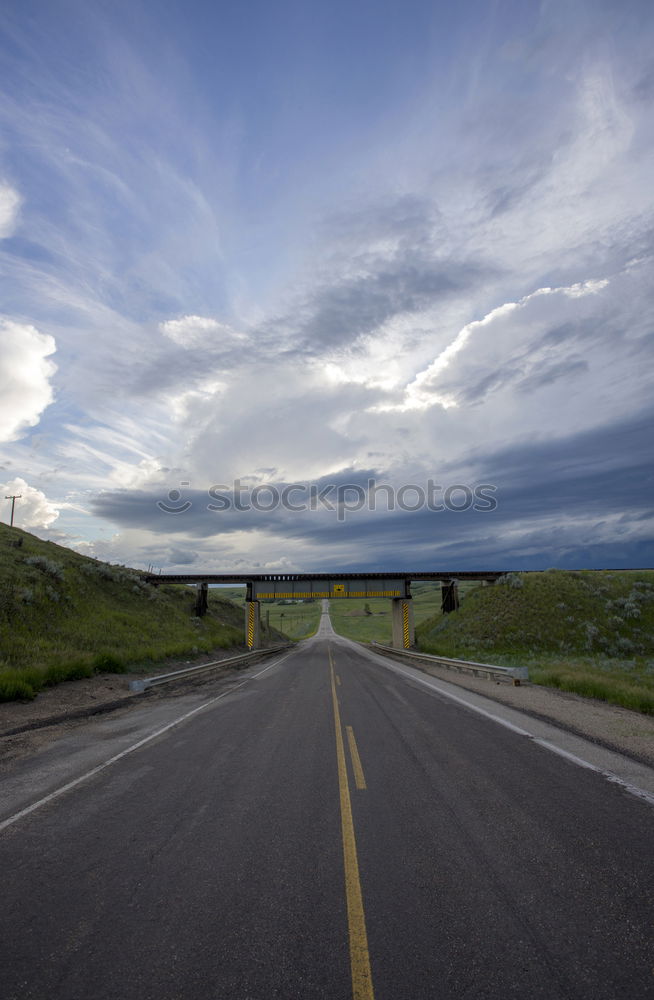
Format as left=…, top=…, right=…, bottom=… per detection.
left=1, top=608, right=653, bottom=999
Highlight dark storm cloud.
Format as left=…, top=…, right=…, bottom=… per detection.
left=90, top=405, right=653, bottom=570
left=473, top=407, right=654, bottom=491
left=90, top=467, right=384, bottom=538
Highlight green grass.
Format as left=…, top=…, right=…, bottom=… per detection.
left=329, top=596, right=394, bottom=643
left=0, top=524, right=247, bottom=701
left=416, top=570, right=654, bottom=714
left=215, top=586, right=322, bottom=640
left=529, top=663, right=654, bottom=715
left=328, top=582, right=478, bottom=644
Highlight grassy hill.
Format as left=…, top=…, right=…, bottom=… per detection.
left=417, top=570, right=654, bottom=713
left=0, top=524, right=246, bottom=701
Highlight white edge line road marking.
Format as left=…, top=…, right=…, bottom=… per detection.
left=0, top=649, right=297, bottom=834
left=352, top=643, right=654, bottom=809
left=530, top=738, right=654, bottom=807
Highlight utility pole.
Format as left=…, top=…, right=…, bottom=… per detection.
left=5, top=494, right=21, bottom=527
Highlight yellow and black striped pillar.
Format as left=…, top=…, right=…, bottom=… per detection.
left=391, top=598, right=415, bottom=649
left=245, top=600, right=261, bottom=650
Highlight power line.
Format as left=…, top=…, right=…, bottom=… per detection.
left=5, top=494, right=21, bottom=527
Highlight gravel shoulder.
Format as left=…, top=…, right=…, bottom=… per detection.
left=0, top=649, right=253, bottom=770
left=1, top=646, right=653, bottom=771
left=374, top=650, right=654, bottom=767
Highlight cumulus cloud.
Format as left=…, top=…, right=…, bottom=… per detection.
left=159, top=315, right=244, bottom=348
left=386, top=277, right=610, bottom=412
left=0, top=320, right=57, bottom=441
left=0, top=182, right=21, bottom=238
left=1, top=477, right=59, bottom=529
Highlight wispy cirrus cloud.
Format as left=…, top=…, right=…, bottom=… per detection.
left=0, top=181, right=21, bottom=237
left=159, top=315, right=245, bottom=349
left=0, top=1, right=653, bottom=570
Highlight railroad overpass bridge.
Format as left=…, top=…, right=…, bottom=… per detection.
left=143, top=571, right=505, bottom=650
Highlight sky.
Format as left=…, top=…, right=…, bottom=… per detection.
left=1, top=0, right=653, bottom=573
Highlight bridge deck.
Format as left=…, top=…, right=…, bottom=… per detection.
left=143, top=570, right=506, bottom=584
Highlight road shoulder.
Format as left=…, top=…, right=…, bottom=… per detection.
left=359, top=644, right=654, bottom=767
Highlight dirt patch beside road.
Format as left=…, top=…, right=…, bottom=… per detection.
left=0, top=649, right=252, bottom=769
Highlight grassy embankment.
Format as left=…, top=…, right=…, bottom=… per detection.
left=417, top=570, right=654, bottom=714
left=0, top=523, right=247, bottom=701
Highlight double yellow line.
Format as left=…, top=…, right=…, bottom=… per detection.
left=329, top=650, right=375, bottom=1000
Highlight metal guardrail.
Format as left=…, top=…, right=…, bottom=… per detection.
left=128, top=644, right=292, bottom=693
left=370, top=642, right=529, bottom=684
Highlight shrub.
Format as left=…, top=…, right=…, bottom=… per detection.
left=92, top=652, right=127, bottom=674
left=24, top=556, right=65, bottom=580
left=0, top=670, right=37, bottom=701
left=42, top=661, right=94, bottom=686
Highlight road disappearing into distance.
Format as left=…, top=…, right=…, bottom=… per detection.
left=1, top=604, right=653, bottom=999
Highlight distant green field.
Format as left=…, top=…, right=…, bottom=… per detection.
left=218, top=581, right=477, bottom=644
left=328, top=581, right=478, bottom=644
left=417, top=570, right=654, bottom=715
left=215, top=586, right=321, bottom=640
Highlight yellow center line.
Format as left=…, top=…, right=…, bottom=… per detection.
left=346, top=727, right=367, bottom=790
left=337, top=674, right=341, bottom=686
left=330, top=662, right=375, bottom=1000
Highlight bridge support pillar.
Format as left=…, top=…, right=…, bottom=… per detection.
left=245, top=600, right=261, bottom=650
left=195, top=582, right=208, bottom=617
left=391, top=598, right=414, bottom=649
left=441, top=580, right=459, bottom=614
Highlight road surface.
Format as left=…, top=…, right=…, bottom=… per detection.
left=1, top=606, right=653, bottom=999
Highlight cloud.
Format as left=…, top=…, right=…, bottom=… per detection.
left=0, top=2, right=652, bottom=571
left=384, top=277, right=610, bottom=412
left=159, top=315, right=244, bottom=349
left=0, top=319, right=57, bottom=441
left=1, top=477, right=59, bottom=529
left=87, top=402, right=654, bottom=572
left=0, top=182, right=21, bottom=238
